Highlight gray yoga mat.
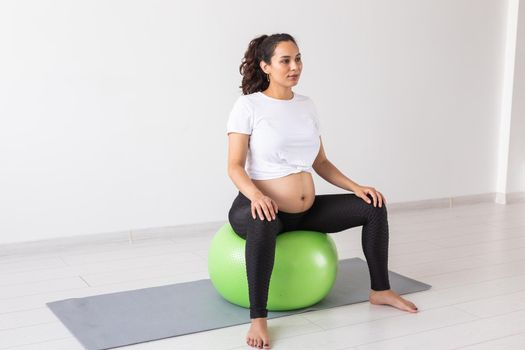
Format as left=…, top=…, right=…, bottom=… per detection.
left=46, top=257, right=431, bottom=350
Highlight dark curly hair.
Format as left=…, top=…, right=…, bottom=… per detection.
left=238, top=33, right=298, bottom=95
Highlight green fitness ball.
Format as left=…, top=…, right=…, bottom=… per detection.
left=208, top=222, right=339, bottom=311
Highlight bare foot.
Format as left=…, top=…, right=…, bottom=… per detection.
left=246, top=317, right=270, bottom=349
left=369, top=289, right=419, bottom=313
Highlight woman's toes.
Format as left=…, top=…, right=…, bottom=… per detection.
left=406, top=302, right=418, bottom=312
left=406, top=300, right=418, bottom=309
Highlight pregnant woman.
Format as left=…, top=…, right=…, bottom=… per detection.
left=226, top=33, right=418, bottom=349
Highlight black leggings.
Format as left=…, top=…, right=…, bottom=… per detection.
left=228, top=190, right=391, bottom=319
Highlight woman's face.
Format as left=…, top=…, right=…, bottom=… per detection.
left=260, top=41, right=302, bottom=88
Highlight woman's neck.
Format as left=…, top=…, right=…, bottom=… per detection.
left=262, top=87, right=294, bottom=100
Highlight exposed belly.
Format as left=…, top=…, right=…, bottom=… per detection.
left=252, top=171, right=315, bottom=213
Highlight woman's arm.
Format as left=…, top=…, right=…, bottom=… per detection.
left=312, top=137, right=360, bottom=192
left=228, top=165, right=264, bottom=201
left=227, top=133, right=264, bottom=201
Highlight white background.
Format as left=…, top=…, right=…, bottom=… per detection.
left=0, top=0, right=523, bottom=244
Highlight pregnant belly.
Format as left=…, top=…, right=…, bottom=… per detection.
left=252, top=171, right=315, bottom=213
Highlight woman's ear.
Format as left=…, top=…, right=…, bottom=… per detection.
left=259, top=60, right=269, bottom=74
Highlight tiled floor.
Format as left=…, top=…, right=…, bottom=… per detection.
left=1, top=201, right=524, bottom=349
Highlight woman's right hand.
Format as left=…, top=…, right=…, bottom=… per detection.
left=251, top=192, right=279, bottom=221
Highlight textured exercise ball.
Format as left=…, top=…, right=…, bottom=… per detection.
left=208, top=222, right=339, bottom=311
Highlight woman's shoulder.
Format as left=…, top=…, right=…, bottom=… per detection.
left=233, top=91, right=312, bottom=107
left=294, top=92, right=311, bottom=102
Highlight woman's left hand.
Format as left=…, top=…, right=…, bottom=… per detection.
left=353, top=185, right=386, bottom=208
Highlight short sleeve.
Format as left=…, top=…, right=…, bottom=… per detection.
left=309, top=98, right=321, bottom=136
left=226, top=96, right=253, bottom=135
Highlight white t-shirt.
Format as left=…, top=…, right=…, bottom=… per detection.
left=226, top=91, right=321, bottom=180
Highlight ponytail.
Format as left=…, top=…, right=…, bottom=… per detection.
left=238, top=33, right=297, bottom=95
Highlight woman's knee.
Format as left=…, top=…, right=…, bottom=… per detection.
left=228, top=204, right=253, bottom=238
left=348, top=193, right=387, bottom=212
left=247, top=215, right=283, bottom=237
left=365, top=200, right=388, bottom=223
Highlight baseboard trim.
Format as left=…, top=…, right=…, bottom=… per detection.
left=1, top=191, right=523, bottom=256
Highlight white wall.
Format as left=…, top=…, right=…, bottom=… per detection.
left=508, top=0, right=525, bottom=193
left=0, top=0, right=521, bottom=245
